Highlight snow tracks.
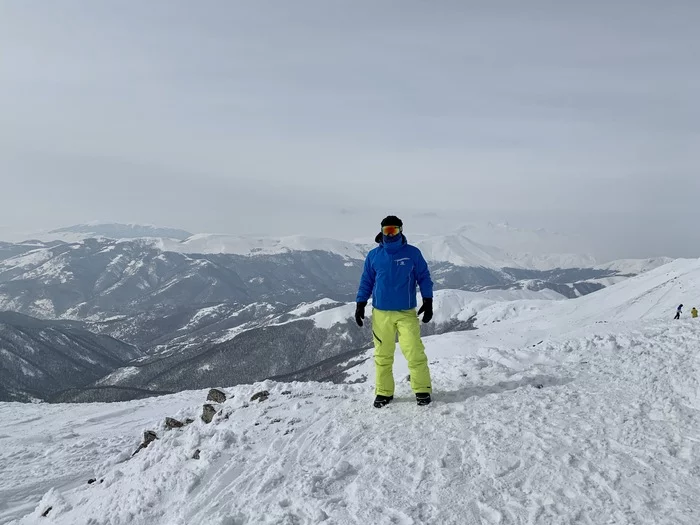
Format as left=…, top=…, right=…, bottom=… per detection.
left=5, top=322, right=700, bottom=525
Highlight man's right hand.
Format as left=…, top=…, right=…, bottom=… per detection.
left=355, top=302, right=367, bottom=327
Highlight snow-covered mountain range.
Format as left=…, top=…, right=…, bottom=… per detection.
left=4, top=221, right=669, bottom=272
left=0, top=311, right=142, bottom=402
left=2, top=257, right=699, bottom=524
left=49, top=222, right=193, bottom=241
left=155, top=231, right=596, bottom=271
left=0, top=237, right=626, bottom=322
left=0, top=238, right=362, bottom=319
left=0, top=226, right=676, bottom=403
left=73, top=288, right=564, bottom=403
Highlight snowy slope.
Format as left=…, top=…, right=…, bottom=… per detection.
left=259, top=289, right=565, bottom=333
left=3, top=258, right=700, bottom=523
left=345, top=288, right=566, bottom=330
left=456, top=257, right=700, bottom=335
left=594, top=257, right=674, bottom=274
left=487, top=257, right=700, bottom=328
left=3, top=319, right=700, bottom=524
left=343, top=257, right=700, bottom=385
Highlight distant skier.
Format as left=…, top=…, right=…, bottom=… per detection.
left=355, top=216, right=434, bottom=408
left=674, top=304, right=683, bottom=320
left=692, top=307, right=698, bottom=318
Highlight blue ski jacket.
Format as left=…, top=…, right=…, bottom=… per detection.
left=356, top=235, right=433, bottom=311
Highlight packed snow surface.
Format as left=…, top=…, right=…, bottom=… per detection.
left=2, top=258, right=700, bottom=524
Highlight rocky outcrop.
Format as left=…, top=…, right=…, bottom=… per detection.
left=250, top=390, right=270, bottom=403
left=207, top=388, right=227, bottom=404
left=201, top=404, right=217, bottom=424
left=132, top=430, right=158, bottom=456
left=165, top=417, right=184, bottom=429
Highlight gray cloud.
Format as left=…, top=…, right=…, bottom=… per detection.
left=1, top=1, right=699, bottom=259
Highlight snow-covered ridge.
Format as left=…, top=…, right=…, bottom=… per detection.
left=452, top=221, right=587, bottom=254
left=593, top=257, right=674, bottom=274
left=431, top=257, right=700, bottom=350
left=49, top=222, right=193, bottom=241
left=162, top=233, right=369, bottom=260
left=411, top=234, right=598, bottom=270
left=3, top=222, right=674, bottom=271
left=168, top=232, right=599, bottom=270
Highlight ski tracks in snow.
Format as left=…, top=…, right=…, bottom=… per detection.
left=163, top=323, right=700, bottom=525
left=5, top=322, right=700, bottom=525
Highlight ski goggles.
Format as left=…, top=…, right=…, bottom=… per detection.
left=381, top=225, right=402, bottom=236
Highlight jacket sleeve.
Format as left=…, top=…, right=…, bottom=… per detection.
left=414, top=249, right=433, bottom=299
left=356, top=253, right=376, bottom=303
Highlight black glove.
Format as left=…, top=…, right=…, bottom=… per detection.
left=417, top=298, right=433, bottom=323
left=355, top=301, right=367, bottom=327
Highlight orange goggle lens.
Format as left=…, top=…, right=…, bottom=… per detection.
left=381, top=225, right=402, bottom=236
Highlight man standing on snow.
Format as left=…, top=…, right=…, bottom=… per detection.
left=691, top=307, right=698, bottom=318
left=355, top=216, right=434, bottom=408
left=674, top=304, right=683, bottom=320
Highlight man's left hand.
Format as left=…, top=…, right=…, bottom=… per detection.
left=418, top=298, right=433, bottom=323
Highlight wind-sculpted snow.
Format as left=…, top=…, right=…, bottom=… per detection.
left=3, top=318, right=700, bottom=524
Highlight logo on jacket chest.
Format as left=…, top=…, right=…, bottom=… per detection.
left=394, top=257, right=411, bottom=267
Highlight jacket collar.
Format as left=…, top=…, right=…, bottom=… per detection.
left=375, top=232, right=407, bottom=243
left=375, top=233, right=407, bottom=254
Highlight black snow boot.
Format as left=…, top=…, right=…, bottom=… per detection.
left=373, top=395, right=393, bottom=408
left=416, top=393, right=432, bottom=406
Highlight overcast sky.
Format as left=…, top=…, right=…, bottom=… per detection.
left=1, top=1, right=698, bottom=259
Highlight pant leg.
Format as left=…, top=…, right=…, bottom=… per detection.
left=372, top=309, right=397, bottom=396
left=396, top=310, right=432, bottom=394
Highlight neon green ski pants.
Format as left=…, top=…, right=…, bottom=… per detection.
left=372, top=308, right=432, bottom=397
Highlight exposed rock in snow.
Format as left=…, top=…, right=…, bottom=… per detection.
left=132, top=430, right=158, bottom=456
left=250, top=390, right=270, bottom=403
left=164, top=417, right=184, bottom=430
left=201, top=404, right=216, bottom=424
left=206, top=389, right=227, bottom=404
